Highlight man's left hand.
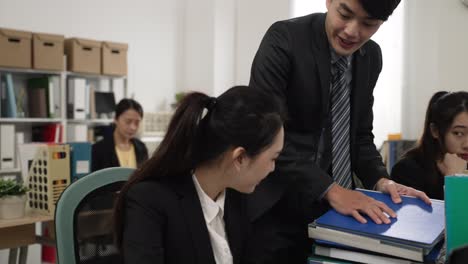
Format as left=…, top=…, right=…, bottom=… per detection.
left=375, top=178, right=432, bottom=205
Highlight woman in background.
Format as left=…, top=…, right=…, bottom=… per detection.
left=92, top=98, right=148, bottom=171
left=391, top=91, right=468, bottom=199
left=114, top=85, right=285, bottom=264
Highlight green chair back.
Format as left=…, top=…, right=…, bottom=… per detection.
left=55, top=167, right=134, bottom=264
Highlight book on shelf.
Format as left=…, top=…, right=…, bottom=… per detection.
left=68, top=78, right=87, bottom=120
left=1, top=73, right=17, bottom=118
left=49, top=76, right=60, bottom=118
left=0, top=124, right=15, bottom=169
left=308, top=189, right=444, bottom=262
left=89, top=83, right=96, bottom=119
left=32, top=124, right=62, bottom=143
left=67, top=124, right=88, bottom=142
left=445, top=174, right=468, bottom=257
left=27, top=77, right=49, bottom=118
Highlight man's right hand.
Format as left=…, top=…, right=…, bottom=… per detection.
left=324, top=184, right=397, bottom=224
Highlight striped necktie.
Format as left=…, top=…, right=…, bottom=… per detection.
left=331, top=56, right=352, bottom=189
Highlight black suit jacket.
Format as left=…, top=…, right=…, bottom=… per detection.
left=391, top=156, right=444, bottom=200
left=248, top=13, right=388, bottom=221
left=122, top=176, right=248, bottom=264
left=92, top=134, right=148, bottom=172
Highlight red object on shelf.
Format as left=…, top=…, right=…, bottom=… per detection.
left=41, top=227, right=56, bottom=263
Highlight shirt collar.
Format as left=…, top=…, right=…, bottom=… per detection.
left=192, top=174, right=226, bottom=224
left=330, top=47, right=352, bottom=66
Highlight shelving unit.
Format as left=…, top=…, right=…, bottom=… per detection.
left=0, top=118, right=64, bottom=123
left=67, top=118, right=115, bottom=125
left=0, top=66, right=127, bottom=178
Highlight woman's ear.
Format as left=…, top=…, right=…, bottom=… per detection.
left=232, top=147, right=247, bottom=171
left=430, top=123, right=440, bottom=139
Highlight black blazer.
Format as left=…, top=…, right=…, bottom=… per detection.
left=248, top=13, right=388, bottom=220
left=92, top=135, right=148, bottom=172
left=391, top=155, right=444, bottom=200
left=122, top=176, right=249, bottom=264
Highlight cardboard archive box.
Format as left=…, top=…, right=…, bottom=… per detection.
left=65, top=38, right=101, bottom=74
left=33, top=33, right=65, bottom=71
left=0, top=28, right=32, bottom=68
left=102, top=41, right=128, bottom=76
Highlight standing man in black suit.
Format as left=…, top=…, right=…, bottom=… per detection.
left=246, top=0, right=432, bottom=263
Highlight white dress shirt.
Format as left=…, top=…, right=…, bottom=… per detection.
left=192, top=175, right=233, bottom=264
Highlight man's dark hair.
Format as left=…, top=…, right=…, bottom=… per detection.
left=359, top=0, right=401, bottom=21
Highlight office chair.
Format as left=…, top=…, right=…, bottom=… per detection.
left=55, top=167, right=134, bottom=264
left=448, top=245, right=468, bottom=264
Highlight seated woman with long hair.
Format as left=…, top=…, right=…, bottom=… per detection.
left=391, top=91, right=468, bottom=199
left=114, top=85, right=285, bottom=264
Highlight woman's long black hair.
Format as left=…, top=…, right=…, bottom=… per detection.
left=114, top=85, right=285, bottom=249
left=403, top=91, right=468, bottom=184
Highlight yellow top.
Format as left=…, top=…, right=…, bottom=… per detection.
left=115, top=144, right=137, bottom=168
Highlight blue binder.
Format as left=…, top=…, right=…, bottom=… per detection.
left=68, top=142, right=92, bottom=182
left=315, top=189, right=445, bottom=251
left=4, top=74, right=17, bottom=118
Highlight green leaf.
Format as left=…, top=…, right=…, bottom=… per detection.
left=0, top=179, right=29, bottom=198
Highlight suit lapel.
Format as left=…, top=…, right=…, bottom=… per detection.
left=224, top=190, right=243, bottom=264
left=108, top=135, right=121, bottom=166
left=311, top=14, right=332, bottom=118
left=351, top=48, right=370, bottom=142
left=177, top=176, right=216, bottom=264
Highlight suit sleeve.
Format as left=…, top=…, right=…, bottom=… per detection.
left=249, top=21, right=291, bottom=101
left=142, top=144, right=149, bottom=162
left=122, top=185, right=165, bottom=264
left=249, top=21, right=334, bottom=206
left=390, top=157, right=426, bottom=191
left=353, top=44, right=389, bottom=189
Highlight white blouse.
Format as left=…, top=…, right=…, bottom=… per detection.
left=192, top=175, right=233, bottom=264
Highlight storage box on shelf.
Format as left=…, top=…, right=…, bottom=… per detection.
left=0, top=28, right=32, bottom=69
left=65, top=38, right=101, bottom=74
left=32, top=33, right=65, bottom=71
left=102, top=41, right=128, bottom=76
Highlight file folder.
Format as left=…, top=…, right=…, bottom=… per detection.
left=0, top=124, right=15, bottom=169
left=68, top=142, right=92, bottom=182
left=68, top=78, right=86, bottom=119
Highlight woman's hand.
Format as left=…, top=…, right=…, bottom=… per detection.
left=437, top=153, right=467, bottom=176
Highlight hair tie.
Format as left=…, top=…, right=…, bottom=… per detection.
left=200, top=97, right=217, bottom=122
left=206, top=97, right=217, bottom=111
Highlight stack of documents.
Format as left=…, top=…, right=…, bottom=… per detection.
left=308, top=189, right=445, bottom=263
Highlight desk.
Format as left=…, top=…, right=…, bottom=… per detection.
left=0, top=213, right=53, bottom=264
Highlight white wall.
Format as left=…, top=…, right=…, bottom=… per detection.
left=213, top=0, right=236, bottom=96
left=235, top=0, right=290, bottom=85
left=182, top=0, right=289, bottom=95
left=182, top=0, right=215, bottom=95
left=402, top=0, right=468, bottom=139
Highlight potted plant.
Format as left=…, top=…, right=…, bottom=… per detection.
left=171, top=92, right=187, bottom=110
left=0, top=179, right=29, bottom=220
